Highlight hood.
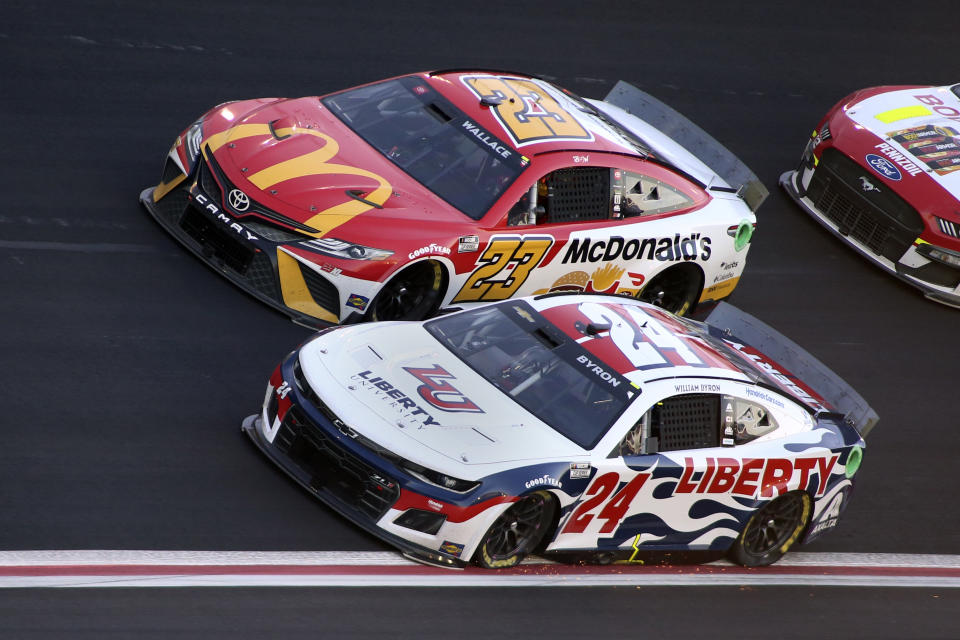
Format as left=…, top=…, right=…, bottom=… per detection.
left=842, top=85, right=960, bottom=198
left=207, top=98, right=463, bottom=236
left=299, top=323, right=585, bottom=470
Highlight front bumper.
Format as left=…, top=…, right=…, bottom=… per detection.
left=140, top=155, right=368, bottom=328
left=780, top=166, right=960, bottom=309
left=241, top=412, right=468, bottom=569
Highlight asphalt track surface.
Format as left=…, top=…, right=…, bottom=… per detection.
left=3, top=0, right=959, bottom=637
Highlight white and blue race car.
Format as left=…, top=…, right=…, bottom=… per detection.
left=242, top=294, right=876, bottom=568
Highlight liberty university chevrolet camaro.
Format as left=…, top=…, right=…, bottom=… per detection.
left=782, top=82, right=960, bottom=307
left=142, top=70, right=766, bottom=327
left=242, top=294, right=877, bottom=569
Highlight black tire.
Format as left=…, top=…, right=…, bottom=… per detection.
left=637, top=265, right=701, bottom=316
left=728, top=491, right=812, bottom=567
left=474, top=492, right=556, bottom=569
left=369, top=261, right=444, bottom=321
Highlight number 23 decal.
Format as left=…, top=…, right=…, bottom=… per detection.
left=453, top=235, right=553, bottom=303
left=562, top=472, right=649, bottom=535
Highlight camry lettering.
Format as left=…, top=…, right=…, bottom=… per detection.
left=194, top=193, right=259, bottom=241
left=562, top=234, right=711, bottom=264
left=355, top=370, right=440, bottom=427
left=674, top=455, right=839, bottom=498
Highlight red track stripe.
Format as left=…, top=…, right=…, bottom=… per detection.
left=2, top=563, right=959, bottom=578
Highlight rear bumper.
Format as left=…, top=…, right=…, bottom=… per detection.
left=704, top=301, right=878, bottom=438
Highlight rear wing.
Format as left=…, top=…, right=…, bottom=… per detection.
left=600, top=81, right=768, bottom=212
left=704, top=302, right=878, bottom=438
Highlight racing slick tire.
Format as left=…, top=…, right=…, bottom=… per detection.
left=637, top=264, right=702, bottom=316
left=728, top=491, right=812, bottom=567
left=474, top=492, right=556, bottom=569
left=369, top=261, right=445, bottom=322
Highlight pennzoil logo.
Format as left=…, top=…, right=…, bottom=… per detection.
left=461, top=75, right=593, bottom=147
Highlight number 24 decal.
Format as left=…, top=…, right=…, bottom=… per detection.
left=562, top=472, right=649, bottom=535
left=453, top=235, right=553, bottom=303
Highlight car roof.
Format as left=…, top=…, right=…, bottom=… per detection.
left=528, top=294, right=752, bottom=386
left=421, top=70, right=648, bottom=158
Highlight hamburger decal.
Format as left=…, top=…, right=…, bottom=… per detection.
left=534, top=264, right=646, bottom=296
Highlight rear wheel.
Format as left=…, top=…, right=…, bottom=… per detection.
left=474, top=492, right=556, bottom=569
left=728, top=491, right=812, bottom=567
left=637, top=265, right=701, bottom=316
left=369, top=261, right=444, bottom=321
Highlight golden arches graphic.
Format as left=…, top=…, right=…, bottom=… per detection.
left=204, top=124, right=392, bottom=237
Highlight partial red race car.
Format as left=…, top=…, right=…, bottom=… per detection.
left=142, top=70, right=766, bottom=327
left=781, top=83, right=960, bottom=307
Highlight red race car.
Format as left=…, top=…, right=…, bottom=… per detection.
left=781, top=83, right=960, bottom=307
left=142, top=70, right=766, bottom=327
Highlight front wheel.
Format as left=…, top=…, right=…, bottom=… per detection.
left=728, top=491, right=812, bottom=567
left=474, top=492, right=556, bottom=569
left=369, top=261, right=444, bottom=321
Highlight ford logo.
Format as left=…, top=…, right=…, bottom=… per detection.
left=865, top=154, right=902, bottom=181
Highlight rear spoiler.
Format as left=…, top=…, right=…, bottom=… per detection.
left=704, top=302, right=878, bottom=438
left=601, top=81, right=768, bottom=212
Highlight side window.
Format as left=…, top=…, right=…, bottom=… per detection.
left=612, top=393, right=778, bottom=457
left=721, top=395, right=778, bottom=445
left=508, top=167, right=612, bottom=226
left=613, top=169, right=694, bottom=218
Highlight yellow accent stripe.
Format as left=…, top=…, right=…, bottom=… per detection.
left=247, top=132, right=392, bottom=236
left=204, top=125, right=392, bottom=238
left=874, top=105, right=932, bottom=124
left=628, top=534, right=644, bottom=564
left=698, top=276, right=740, bottom=303
left=915, top=237, right=929, bottom=246
left=205, top=124, right=328, bottom=153
left=276, top=250, right=339, bottom=324
left=204, top=124, right=271, bottom=152
left=152, top=172, right=187, bottom=201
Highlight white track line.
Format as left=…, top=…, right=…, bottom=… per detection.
left=1, top=551, right=958, bottom=588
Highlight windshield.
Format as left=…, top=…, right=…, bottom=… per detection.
left=323, top=77, right=528, bottom=219
left=425, top=301, right=638, bottom=449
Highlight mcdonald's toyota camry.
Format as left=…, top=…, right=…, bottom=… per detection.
left=241, top=294, right=876, bottom=569
left=141, top=70, right=766, bottom=327
left=781, top=83, right=960, bottom=307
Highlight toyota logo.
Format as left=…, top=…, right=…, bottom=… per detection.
left=228, top=188, right=250, bottom=212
